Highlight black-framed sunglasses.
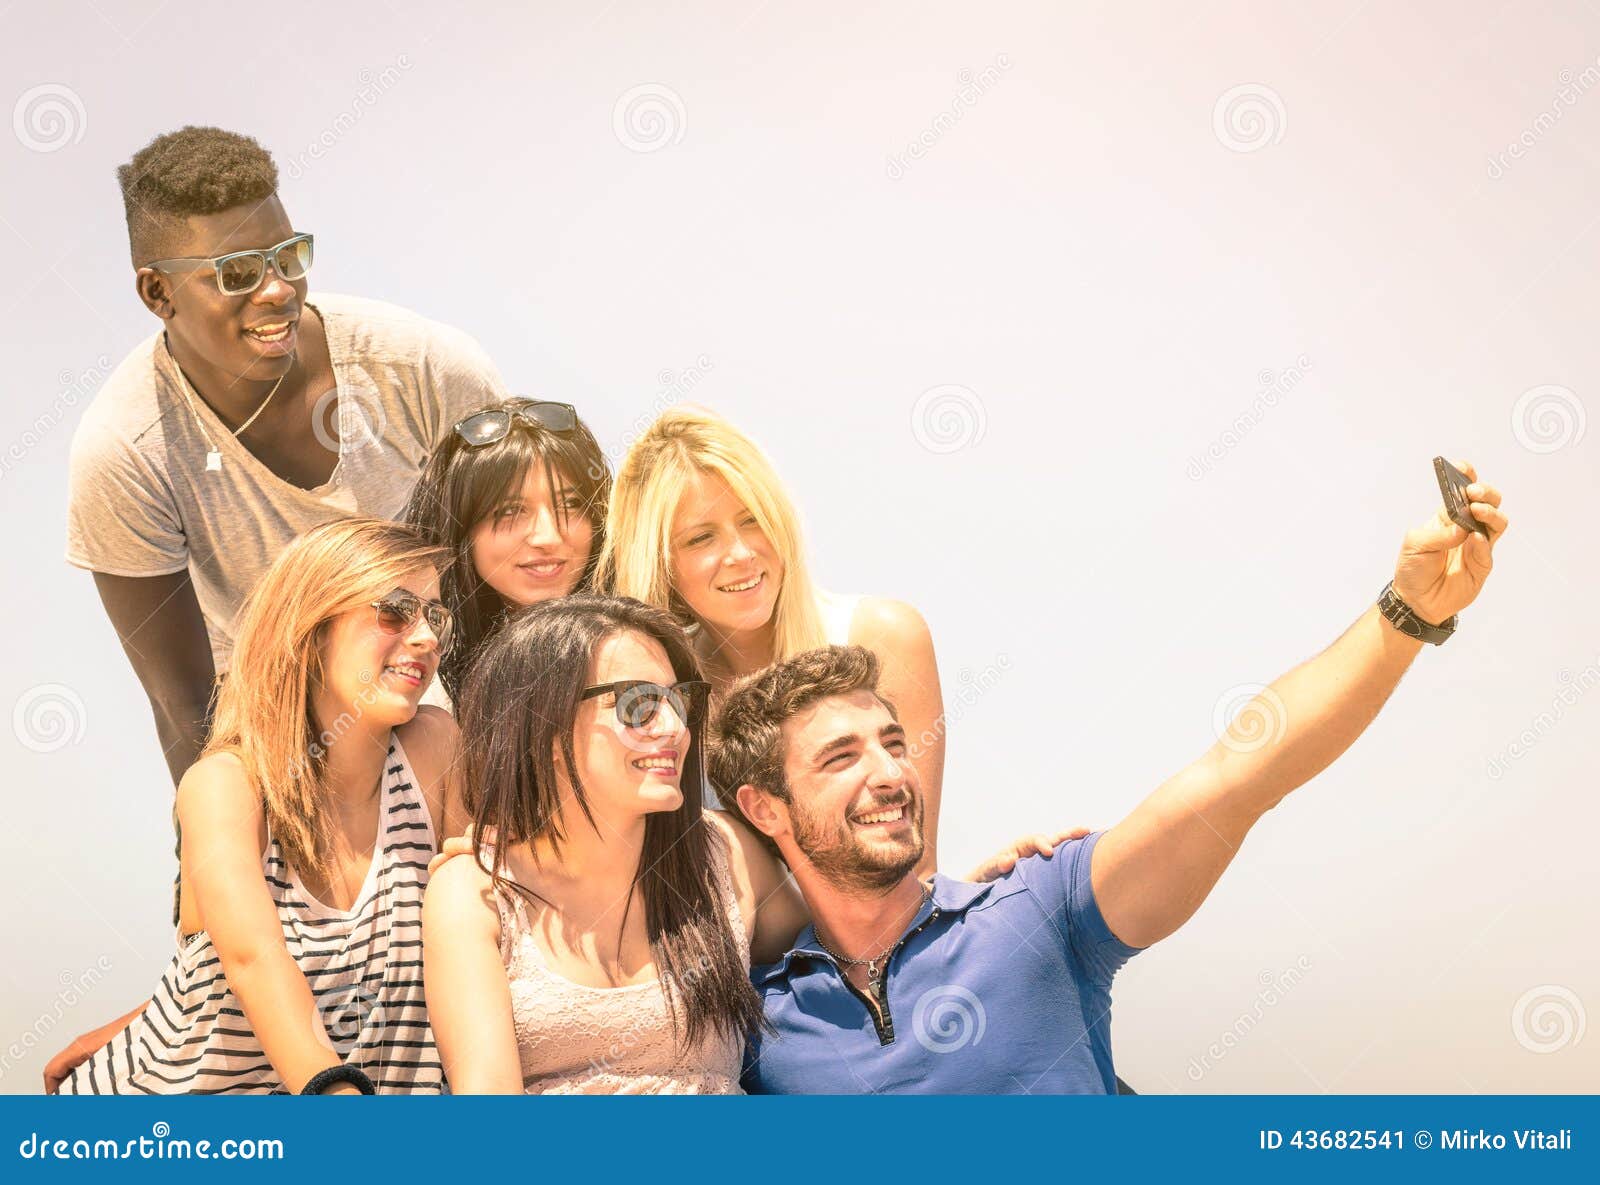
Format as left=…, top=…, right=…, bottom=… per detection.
left=146, top=233, right=315, bottom=297
left=370, top=587, right=455, bottom=655
left=452, top=400, right=578, bottom=448
left=580, top=680, right=710, bottom=730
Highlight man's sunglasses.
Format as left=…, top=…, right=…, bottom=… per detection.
left=370, top=588, right=454, bottom=655
left=453, top=400, right=578, bottom=448
left=146, top=233, right=315, bottom=297
left=580, top=680, right=710, bottom=730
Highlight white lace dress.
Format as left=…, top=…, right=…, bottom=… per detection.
left=485, top=832, right=748, bottom=1094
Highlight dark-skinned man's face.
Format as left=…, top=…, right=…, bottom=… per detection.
left=137, top=194, right=307, bottom=384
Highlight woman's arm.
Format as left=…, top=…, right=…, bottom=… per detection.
left=706, top=810, right=810, bottom=964
left=854, top=598, right=944, bottom=875
left=422, top=858, right=524, bottom=1093
left=177, top=755, right=355, bottom=1093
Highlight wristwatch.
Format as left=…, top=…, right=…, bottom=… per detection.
left=1377, top=581, right=1456, bottom=644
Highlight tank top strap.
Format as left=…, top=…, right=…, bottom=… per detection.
left=478, top=840, right=534, bottom=964
left=382, top=732, right=435, bottom=852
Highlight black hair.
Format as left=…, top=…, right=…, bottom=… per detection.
left=118, top=126, right=279, bottom=265
left=457, top=593, right=766, bottom=1049
left=402, top=400, right=611, bottom=704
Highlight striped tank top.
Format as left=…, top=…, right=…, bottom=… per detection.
left=62, top=734, right=443, bottom=1094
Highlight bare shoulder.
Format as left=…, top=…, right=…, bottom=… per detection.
left=849, top=596, right=932, bottom=649
left=423, top=844, right=497, bottom=919
left=398, top=705, right=460, bottom=822
left=175, top=751, right=265, bottom=857
left=399, top=704, right=459, bottom=764
left=177, top=751, right=258, bottom=814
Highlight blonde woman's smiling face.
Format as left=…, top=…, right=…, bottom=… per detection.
left=669, top=469, right=783, bottom=637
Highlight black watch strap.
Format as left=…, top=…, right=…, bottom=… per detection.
left=300, top=1065, right=376, bottom=1095
left=1377, top=581, right=1456, bottom=644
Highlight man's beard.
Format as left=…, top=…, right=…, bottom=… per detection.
left=790, top=792, right=924, bottom=894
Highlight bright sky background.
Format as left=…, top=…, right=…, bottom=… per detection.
left=2, top=0, right=1594, bottom=1093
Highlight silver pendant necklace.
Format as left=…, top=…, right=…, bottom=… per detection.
left=168, top=338, right=292, bottom=472
left=814, top=882, right=933, bottom=993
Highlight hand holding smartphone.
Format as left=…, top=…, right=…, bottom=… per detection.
left=1433, top=456, right=1491, bottom=538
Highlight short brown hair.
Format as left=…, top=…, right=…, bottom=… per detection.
left=709, top=645, right=895, bottom=852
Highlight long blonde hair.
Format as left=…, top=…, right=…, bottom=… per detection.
left=204, top=518, right=449, bottom=883
left=597, top=405, right=826, bottom=663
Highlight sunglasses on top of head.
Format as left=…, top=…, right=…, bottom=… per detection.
left=452, top=400, right=579, bottom=448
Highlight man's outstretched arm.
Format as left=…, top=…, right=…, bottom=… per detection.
left=1090, top=460, right=1507, bottom=950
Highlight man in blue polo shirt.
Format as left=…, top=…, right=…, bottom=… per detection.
left=708, top=464, right=1507, bottom=1092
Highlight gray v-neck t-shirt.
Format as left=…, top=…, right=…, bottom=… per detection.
left=66, top=292, right=507, bottom=672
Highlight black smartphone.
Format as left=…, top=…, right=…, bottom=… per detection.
left=1433, top=456, right=1490, bottom=537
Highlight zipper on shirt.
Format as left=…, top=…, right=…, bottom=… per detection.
left=815, top=904, right=942, bottom=1047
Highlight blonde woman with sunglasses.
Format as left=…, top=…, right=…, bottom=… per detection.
left=596, top=406, right=947, bottom=870
left=55, top=519, right=462, bottom=1095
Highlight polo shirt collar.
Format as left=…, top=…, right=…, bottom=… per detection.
left=754, top=874, right=994, bottom=985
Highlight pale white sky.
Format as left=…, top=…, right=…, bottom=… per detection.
left=1, top=0, right=1594, bottom=1093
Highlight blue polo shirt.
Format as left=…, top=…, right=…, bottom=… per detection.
left=743, top=831, right=1142, bottom=1094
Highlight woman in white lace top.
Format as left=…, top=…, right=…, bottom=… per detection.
left=422, top=594, right=807, bottom=1093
